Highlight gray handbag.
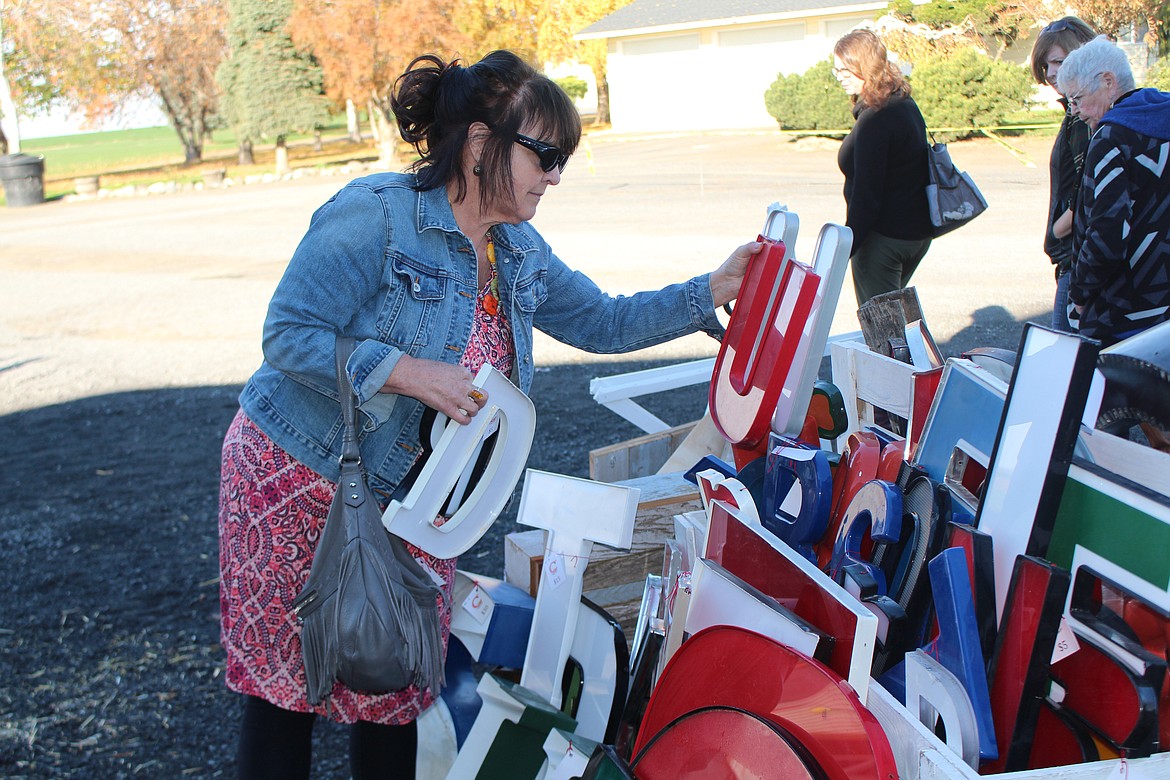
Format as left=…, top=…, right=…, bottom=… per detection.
left=292, top=336, right=445, bottom=705
left=925, top=139, right=988, bottom=237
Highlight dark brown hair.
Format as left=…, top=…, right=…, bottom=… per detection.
left=391, top=50, right=581, bottom=213
left=833, top=29, right=908, bottom=110
left=1029, top=17, right=1096, bottom=85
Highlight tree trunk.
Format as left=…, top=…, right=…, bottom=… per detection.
left=155, top=84, right=209, bottom=164
left=172, top=116, right=203, bottom=164
left=370, top=100, right=398, bottom=168
left=593, top=69, right=611, bottom=126
left=347, top=99, right=362, bottom=142
left=238, top=138, right=254, bottom=165
left=366, top=99, right=382, bottom=145
left=313, top=129, right=323, bottom=152
left=0, top=64, right=22, bottom=155
left=275, top=136, right=289, bottom=177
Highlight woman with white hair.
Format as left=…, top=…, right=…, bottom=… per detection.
left=1057, top=36, right=1170, bottom=345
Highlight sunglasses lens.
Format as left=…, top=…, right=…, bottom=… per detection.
left=515, top=134, right=568, bottom=172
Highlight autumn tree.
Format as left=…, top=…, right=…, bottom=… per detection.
left=538, top=0, right=635, bottom=125
left=1071, top=0, right=1165, bottom=50
left=96, top=0, right=228, bottom=163
left=4, top=0, right=227, bottom=163
left=289, top=0, right=469, bottom=164
left=453, top=0, right=541, bottom=62
left=1155, top=4, right=1170, bottom=53
left=887, top=0, right=1036, bottom=58
left=0, top=0, right=122, bottom=154
left=217, top=0, right=330, bottom=169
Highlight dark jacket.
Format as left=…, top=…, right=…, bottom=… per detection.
left=1045, top=99, right=1090, bottom=274
left=1072, top=88, right=1170, bottom=345
left=838, top=94, right=934, bottom=248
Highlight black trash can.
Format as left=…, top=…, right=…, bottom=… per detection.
left=0, top=153, right=46, bottom=207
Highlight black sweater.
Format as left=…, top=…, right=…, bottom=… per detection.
left=1045, top=101, right=1090, bottom=271
left=838, top=94, right=933, bottom=248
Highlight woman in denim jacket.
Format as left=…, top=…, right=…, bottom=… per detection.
left=218, top=49, right=758, bottom=779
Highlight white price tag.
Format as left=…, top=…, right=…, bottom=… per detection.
left=1050, top=616, right=1080, bottom=664
left=547, top=742, right=589, bottom=780
left=461, top=583, right=493, bottom=624
left=545, top=551, right=567, bottom=590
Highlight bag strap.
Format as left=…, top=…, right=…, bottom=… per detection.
left=921, top=113, right=938, bottom=148
left=335, top=335, right=361, bottom=465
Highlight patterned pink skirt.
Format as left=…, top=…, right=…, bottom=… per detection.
left=219, top=288, right=514, bottom=724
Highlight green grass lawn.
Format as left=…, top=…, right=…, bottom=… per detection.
left=23, top=126, right=241, bottom=180
left=22, top=118, right=353, bottom=181
left=5, top=108, right=1065, bottom=205
left=3, top=116, right=374, bottom=204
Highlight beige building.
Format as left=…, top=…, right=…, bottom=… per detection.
left=578, top=0, right=885, bottom=133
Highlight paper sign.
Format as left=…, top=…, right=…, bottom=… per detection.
left=461, top=582, right=492, bottom=624
left=546, top=551, right=567, bottom=590
left=1050, top=616, right=1080, bottom=664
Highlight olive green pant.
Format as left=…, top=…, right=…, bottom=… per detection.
left=850, top=231, right=932, bottom=306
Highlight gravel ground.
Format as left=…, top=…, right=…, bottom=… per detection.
left=0, top=368, right=704, bottom=778
left=0, top=129, right=1054, bottom=777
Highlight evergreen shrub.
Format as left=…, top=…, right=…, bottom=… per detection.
left=1147, top=58, right=1170, bottom=92
left=555, top=76, right=589, bottom=101
left=910, top=47, right=1032, bottom=138
left=763, top=60, right=854, bottom=131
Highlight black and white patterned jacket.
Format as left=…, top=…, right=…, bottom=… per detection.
left=1072, top=88, right=1170, bottom=345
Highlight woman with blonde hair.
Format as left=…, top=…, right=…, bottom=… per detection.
left=833, top=28, right=933, bottom=305
left=1030, top=16, right=1096, bottom=331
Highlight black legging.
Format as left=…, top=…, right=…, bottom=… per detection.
left=237, top=695, right=418, bottom=780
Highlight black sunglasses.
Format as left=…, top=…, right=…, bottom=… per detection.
left=514, top=133, right=570, bottom=173
left=1044, top=19, right=1072, bottom=33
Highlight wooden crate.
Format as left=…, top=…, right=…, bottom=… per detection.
left=586, top=472, right=700, bottom=643
left=504, top=528, right=546, bottom=597
left=588, top=421, right=699, bottom=483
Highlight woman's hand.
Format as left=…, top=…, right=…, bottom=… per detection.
left=708, top=241, right=763, bottom=308
left=380, top=354, right=488, bottom=424
left=1053, top=208, right=1073, bottom=239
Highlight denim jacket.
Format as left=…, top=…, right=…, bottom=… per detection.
left=240, top=172, right=724, bottom=493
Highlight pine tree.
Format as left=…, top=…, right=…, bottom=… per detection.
left=216, top=0, right=329, bottom=169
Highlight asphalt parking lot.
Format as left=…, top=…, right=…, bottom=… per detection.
left=0, top=128, right=1057, bottom=416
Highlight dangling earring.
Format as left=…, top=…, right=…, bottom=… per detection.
left=473, top=163, right=482, bottom=177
